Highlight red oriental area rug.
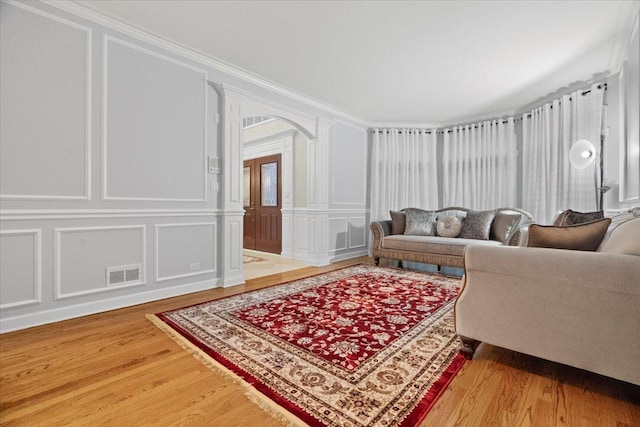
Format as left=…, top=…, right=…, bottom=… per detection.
left=148, top=264, right=465, bottom=427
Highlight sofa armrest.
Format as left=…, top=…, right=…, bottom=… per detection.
left=463, top=245, right=640, bottom=293
left=370, top=220, right=392, bottom=250
left=457, top=244, right=640, bottom=384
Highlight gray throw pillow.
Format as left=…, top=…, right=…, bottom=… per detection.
left=403, top=208, right=437, bottom=236
left=554, top=209, right=604, bottom=226
left=459, top=210, right=496, bottom=240
left=490, top=213, right=521, bottom=243
left=389, top=210, right=406, bottom=235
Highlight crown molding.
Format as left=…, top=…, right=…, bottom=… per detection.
left=42, top=0, right=370, bottom=128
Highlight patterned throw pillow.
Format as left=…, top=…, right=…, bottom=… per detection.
left=554, top=209, right=604, bottom=226
left=403, top=208, right=437, bottom=236
left=527, top=218, right=612, bottom=251
left=490, top=213, right=521, bottom=243
left=459, top=210, right=496, bottom=240
left=436, top=216, right=463, bottom=238
left=389, top=210, right=406, bottom=235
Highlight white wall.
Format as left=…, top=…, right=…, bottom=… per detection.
left=0, top=0, right=368, bottom=332
left=0, top=1, right=218, bottom=332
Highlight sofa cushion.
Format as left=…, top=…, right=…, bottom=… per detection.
left=597, top=217, right=640, bottom=256
left=527, top=218, right=611, bottom=251
left=436, top=216, right=462, bottom=237
left=491, top=213, right=521, bottom=243
left=459, top=210, right=496, bottom=240
left=553, top=209, right=604, bottom=226
left=403, top=208, right=437, bottom=236
left=382, top=235, right=501, bottom=257
left=389, top=210, right=406, bottom=235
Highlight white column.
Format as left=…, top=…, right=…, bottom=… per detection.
left=305, top=119, right=333, bottom=266
left=213, top=83, right=250, bottom=287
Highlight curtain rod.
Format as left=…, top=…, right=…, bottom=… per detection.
left=521, top=82, right=607, bottom=119
left=369, top=129, right=434, bottom=134
left=369, top=82, right=607, bottom=133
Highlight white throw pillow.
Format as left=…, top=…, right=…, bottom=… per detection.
left=436, top=216, right=462, bottom=238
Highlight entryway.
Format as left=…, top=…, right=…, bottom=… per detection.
left=243, top=154, right=282, bottom=254
left=242, top=249, right=306, bottom=280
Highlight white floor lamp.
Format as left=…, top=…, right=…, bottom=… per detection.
left=569, top=136, right=611, bottom=211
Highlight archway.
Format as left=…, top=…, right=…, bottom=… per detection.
left=213, top=83, right=331, bottom=287
left=241, top=116, right=310, bottom=262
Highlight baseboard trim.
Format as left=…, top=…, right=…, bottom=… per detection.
left=330, top=250, right=369, bottom=262
left=221, top=272, right=245, bottom=288
left=0, top=278, right=221, bottom=333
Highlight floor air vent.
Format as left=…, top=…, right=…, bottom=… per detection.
left=106, top=264, right=141, bottom=287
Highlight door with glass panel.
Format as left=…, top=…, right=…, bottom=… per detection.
left=243, top=154, right=282, bottom=254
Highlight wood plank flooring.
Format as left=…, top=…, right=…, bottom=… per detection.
left=1, top=257, right=639, bottom=426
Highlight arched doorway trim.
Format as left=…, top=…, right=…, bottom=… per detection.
left=213, top=82, right=332, bottom=288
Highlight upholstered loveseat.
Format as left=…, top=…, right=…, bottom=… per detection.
left=456, top=208, right=640, bottom=385
left=370, top=207, right=534, bottom=269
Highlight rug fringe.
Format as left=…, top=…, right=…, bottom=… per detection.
left=146, top=314, right=307, bottom=427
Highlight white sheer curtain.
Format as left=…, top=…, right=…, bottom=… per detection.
left=442, top=118, right=517, bottom=209
left=369, top=129, right=438, bottom=222
left=522, top=83, right=604, bottom=224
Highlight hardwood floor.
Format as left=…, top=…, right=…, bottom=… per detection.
left=1, top=257, right=639, bottom=426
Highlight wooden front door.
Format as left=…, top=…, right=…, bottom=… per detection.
left=243, top=154, right=282, bottom=254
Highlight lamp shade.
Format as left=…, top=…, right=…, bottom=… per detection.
left=569, top=139, right=597, bottom=169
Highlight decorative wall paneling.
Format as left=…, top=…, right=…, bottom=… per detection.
left=0, top=229, right=42, bottom=309
left=330, top=121, right=368, bottom=208
left=0, top=214, right=220, bottom=333
left=0, top=0, right=371, bottom=332
left=327, top=212, right=369, bottom=262
left=54, top=225, right=146, bottom=299
left=155, top=222, right=216, bottom=282
left=0, top=1, right=91, bottom=201
left=291, top=209, right=368, bottom=263
left=102, top=35, right=208, bottom=202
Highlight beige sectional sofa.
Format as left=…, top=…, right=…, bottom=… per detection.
left=456, top=209, right=640, bottom=385
left=370, top=207, right=534, bottom=269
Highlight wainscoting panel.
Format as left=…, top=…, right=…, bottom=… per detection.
left=348, top=216, right=367, bottom=249
left=281, top=210, right=294, bottom=258
left=330, top=122, right=367, bottom=207
left=0, top=1, right=91, bottom=200
left=329, top=217, right=348, bottom=252
left=103, top=36, right=207, bottom=201
left=327, top=211, right=370, bottom=261
left=155, top=222, right=216, bottom=282
left=55, top=225, right=146, bottom=299
left=0, top=229, right=41, bottom=309
left=294, top=214, right=309, bottom=259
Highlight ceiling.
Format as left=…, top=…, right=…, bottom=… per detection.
left=73, top=0, right=640, bottom=126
